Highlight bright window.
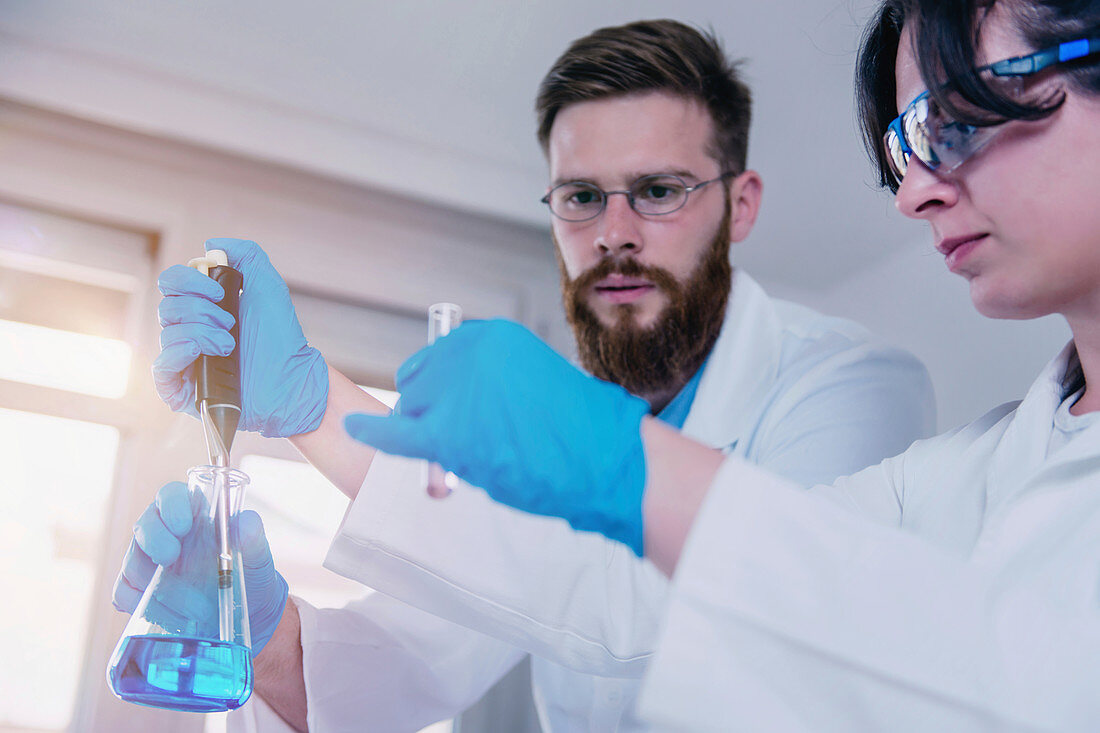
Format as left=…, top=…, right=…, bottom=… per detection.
left=236, top=385, right=398, bottom=608
left=0, top=408, right=119, bottom=730
left=0, top=318, right=131, bottom=397
left=0, top=201, right=149, bottom=732
left=238, top=454, right=368, bottom=609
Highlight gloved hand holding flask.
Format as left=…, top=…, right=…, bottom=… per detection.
left=345, top=320, right=650, bottom=555
left=154, top=237, right=328, bottom=438
left=112, top=480, right=289, bottom=659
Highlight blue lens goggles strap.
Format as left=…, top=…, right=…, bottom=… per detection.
left=988, top=37, right=1100, bottom=76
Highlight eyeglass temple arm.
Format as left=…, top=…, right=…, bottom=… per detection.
left=687, top=172, right=736, bottom=193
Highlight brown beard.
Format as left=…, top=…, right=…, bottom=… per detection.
left=556, top=201, right=732, bottom=407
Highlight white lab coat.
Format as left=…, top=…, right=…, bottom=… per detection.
left=641, top=343, right=1100, bottom=732
left=258, top=271, right=936, bottom=732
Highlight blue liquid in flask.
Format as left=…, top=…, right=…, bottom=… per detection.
left=108, top=634, right=253, bottom=712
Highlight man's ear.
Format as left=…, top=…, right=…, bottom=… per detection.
left=726, top=170, right=763, bottom=244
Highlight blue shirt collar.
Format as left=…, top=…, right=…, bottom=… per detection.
left=655, top=357, right=709, bottom=429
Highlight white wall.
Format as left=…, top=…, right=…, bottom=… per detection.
left=766, top=235, right=1072, bottom=431
left=0, top=0, right=947, bottom=293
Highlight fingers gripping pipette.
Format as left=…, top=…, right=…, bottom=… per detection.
left=188, top=250, right=244, bottom=643
left=189, top=250, right=243, bottom=462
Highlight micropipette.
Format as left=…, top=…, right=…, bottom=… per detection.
left=188, top=250, right=244, bottom=643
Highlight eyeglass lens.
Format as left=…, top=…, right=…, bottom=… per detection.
left=547, top=175, right=690, bottom=221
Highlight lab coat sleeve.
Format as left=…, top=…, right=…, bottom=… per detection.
left=289, top=593, right=526, bottom=733
left=639, top=457, right=1100, bottom=732
left=326, top=451, right=667, bottom=677
left=748, top=342, right=936, bottom=492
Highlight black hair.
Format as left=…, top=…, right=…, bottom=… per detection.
left=856, top=0, right=1100, bottom=192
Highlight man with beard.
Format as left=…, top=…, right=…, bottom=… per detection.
left=121, top=19, right=935, bottom=732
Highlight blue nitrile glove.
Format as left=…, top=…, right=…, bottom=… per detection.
left=344, top=319, right=650, bottom=555
left=112, top=481, right=289, bottom=657
left=153, top=237, right=328, bottom=437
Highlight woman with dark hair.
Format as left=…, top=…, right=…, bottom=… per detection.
left=345, top=0, right=1100, bottom=728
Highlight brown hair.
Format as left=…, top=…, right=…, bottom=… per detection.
left=535, top=19, right=753, bottom=174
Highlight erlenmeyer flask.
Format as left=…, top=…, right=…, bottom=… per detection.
left=107, top=465, right=253, bottom=712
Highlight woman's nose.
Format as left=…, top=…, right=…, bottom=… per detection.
left=894, top=157, right=960, bottom=220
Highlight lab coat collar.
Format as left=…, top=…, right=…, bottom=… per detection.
left=680, top=269, right=781, bottom=450
left=1026, top=342, right=1100, bottom=470
left=985, top=341, right=1099, bottom=508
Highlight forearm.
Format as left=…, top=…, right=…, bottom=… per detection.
left=290, top=365, right=390, bottom=499
left=640, top=417, right=724, bottom=576
left=253, top=598, right=307, bottom=732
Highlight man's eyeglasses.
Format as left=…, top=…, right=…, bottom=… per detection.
left=541, top=173, right=734, bottom=223
left=884, top=36, right=1100, bottom=182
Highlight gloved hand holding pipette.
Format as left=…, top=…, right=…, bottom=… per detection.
left=112, top=481, right=289, bottom=657
left=344, top=319, right=651, bottom=556
left=154, top=237, right=329, bottom=438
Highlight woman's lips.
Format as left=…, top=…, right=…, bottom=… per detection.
left=938, top=233, right=988, bottom=272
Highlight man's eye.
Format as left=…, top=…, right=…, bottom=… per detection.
left=638, top=183, right=682, bottom=200
left=569, top=189, right=599, bottom=205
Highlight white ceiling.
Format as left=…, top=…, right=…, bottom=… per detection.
left=0, top=0, right=930, bottom=291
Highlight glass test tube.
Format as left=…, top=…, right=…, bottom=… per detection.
left=424, top=302, right=462, bottom=497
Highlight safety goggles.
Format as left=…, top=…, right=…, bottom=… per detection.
left=885, top=36, right=1100, bottom=181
